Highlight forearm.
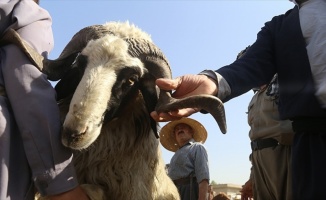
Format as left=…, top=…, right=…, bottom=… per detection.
left=198, top=179, right=209, bottom=200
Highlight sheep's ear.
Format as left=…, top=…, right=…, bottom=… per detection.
left=43, top=52, right=81, bottom=81
left=54, top=55, right=88, bottom=100
left=127, top=38, right=172, bottom=138
left=139, top=76, right=159, bottom=138
left=55, top=66, right=83, bottom=101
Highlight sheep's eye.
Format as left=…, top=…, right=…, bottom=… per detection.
left=128, top=79, right=134, bottom=86
left=128, top=74, right=139, bottom=86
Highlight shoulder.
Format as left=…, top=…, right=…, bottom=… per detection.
left=263, top=7, right=297, bottom=29
left=271, top=7, right=296, bottom=21
left=191, top=142, right=207, bottom=151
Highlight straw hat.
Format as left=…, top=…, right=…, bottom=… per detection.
left=159, top=117, right=207, bottom=152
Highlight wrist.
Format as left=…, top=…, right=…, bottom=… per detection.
left=198, top=70, right=218, bottom=96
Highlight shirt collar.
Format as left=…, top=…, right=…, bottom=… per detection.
left=188, top=138, right=196, bottom=144
left=179, top=138, right=196, bottom=149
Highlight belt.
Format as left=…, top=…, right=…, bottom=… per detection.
left=173, top=176, right=197, bottom=186
left=251, top=138, right=279, bottom=151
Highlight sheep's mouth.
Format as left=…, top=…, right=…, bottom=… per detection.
left=61, top=126, right=100, bottom=150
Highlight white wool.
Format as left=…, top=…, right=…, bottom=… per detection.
left=103, top=21, right=153, bottom=42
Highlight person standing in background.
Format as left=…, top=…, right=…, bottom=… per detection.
left=0, top=0, right=89, bottom=199
left=160, top=117, right=210, bottom=200
left=247, top=74, right=293, bottom=200
left=236, top=46, right=293, bottom=200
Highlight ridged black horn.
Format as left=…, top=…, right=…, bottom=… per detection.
left=126, top=38, right=172, bottom=79
left=155, top=91, right=227, bottom=134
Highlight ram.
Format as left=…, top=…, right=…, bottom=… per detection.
left=1, top=21, right=226, bottom=199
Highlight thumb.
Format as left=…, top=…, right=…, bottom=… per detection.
left=156, top=77, right=180, bottom=90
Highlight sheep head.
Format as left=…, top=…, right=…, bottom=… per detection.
left=53, top=22, right=175, bottom=150
left=0, top=22, right=227, bottom=150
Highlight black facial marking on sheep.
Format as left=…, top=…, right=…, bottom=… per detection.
left=55, top=54, right=88, bottom=101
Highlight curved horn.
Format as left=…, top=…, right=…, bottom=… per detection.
left=57, top=25, right=112, bottom=58
left=126, top=38, right=172, bottom=79
left=155, top=91, right=227, bottom=134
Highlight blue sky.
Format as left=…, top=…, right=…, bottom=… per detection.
left=41, top=0, right=294, bottom=185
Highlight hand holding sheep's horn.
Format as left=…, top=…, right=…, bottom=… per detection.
left=152, top=74, right=227, bottom=134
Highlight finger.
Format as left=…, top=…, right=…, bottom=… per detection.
left=169, top=108, right=198, bottom=117
left=158, top=112, right=182, bottom=121
left=151, top=108, right=198, bottom=122
left=150, top=111, right=161, bottom=121
left=150, top=111, right=181, bottom=122
left=150, top=112, right=172, bottom=122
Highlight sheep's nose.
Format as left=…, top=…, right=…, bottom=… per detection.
left=63, top=126, right=88, bottom=138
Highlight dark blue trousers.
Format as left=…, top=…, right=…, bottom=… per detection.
left=176, top=182, right=199, bottom=200
left=292, top=131, right=326, bottom=199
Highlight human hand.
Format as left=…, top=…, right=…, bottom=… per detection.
left=240, top=179, right=253, bottom=200
left=151, top=74, right=218, bottom=122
